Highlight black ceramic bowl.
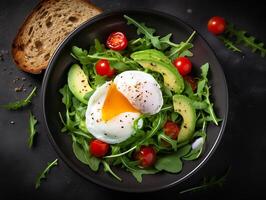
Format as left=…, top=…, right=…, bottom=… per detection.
left=42, top=9, right=228, bottom=192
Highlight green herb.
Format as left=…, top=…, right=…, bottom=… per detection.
left=196, top=63, right=220, bottom=125
left=218, top=35, right=241, bottom=52
left=220, top=23, right=266, bottom=57
left=124, top=15, right=161, bottom=49
left=28, top=112, right=37, bottom=148
left=179, top=168, right=230, bottom=194
left=35, top=159, right=58, bottom=189
left=164, top=31, right=196, bottom=60
left=1, top=87, right=37, bottom=110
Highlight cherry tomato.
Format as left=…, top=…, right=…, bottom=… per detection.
left=106, top=32, right=128, bottom=51
left=184, top=75, right=197, bottom=91
left=163, top=121, right=180, bottom=140
left=207, top=16, right=226, bottom=35
left=173, top=57, right=192, bottom=76
left=89, top=139, right=109, bottom=157
left=95, top=59, right=115, bottom=77
left=135, top=146, right=156, bottom=168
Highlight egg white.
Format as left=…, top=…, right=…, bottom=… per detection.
left=114, top=71, right=163, bottom=115
left=86, top=81, right=140, bottom=144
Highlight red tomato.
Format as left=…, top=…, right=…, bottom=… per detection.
left=135, top=146, right=156, bottom=168
left=106, top=32, right=128, bottom=51
left=95, top=59, right=115, bottom=77
left=207, top=16, right=226, bottom=35
left=163, top=121, right=180, bottom=140
left=89, top=139, right=109, bottom=157
left=184, top=75, right=197, bottom=91
left=173, top=57, right=192, bottom=76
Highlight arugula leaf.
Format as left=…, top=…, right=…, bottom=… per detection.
left=28, top=112, right=37, bottom=148
left=59, top=85, right=72, bottom=109
left=124, top=15, right=161, bottom=49
left=105, top=113, right=166, bottom=158
left=218, top=35, right=241, bottom=52
left=1, top=87, right=37, bottom=110
left=191, top=100, right=208, bottom=110
left=72, top=140, right=100, bottom=171
left=94, top=38, right=105, bottom=53
left=179, top=168, right=230, bottom=194
left=93, top=75, right=107, bottom=88
left=72, top=46, right=91, bottom=64
left=128, top=38, right=152, bottom=51
left=226, top=23, right=266, bottom=57
left=35, top=159, right=58, bottom=189
left=196, top=63, right=220, bottom=125
left=102, top=161, right=122, bottom=181
left=166, top=31, right=195, bottom=60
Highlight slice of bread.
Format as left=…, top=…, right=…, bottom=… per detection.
left=12, top=0, right=102, bottom=74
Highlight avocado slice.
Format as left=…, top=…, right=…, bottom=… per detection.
left=173, top=94, right=196, bottom=143
left=68, top=64, right=93, bottom=104
left=131, top=49, right=184, bottom=93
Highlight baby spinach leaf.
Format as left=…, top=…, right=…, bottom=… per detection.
left=155, top=154, right=182, bottom=173
left=72, top=141, right=100, bottom=171
left=59, top=85, right=72, bottom=109
left=35, top=159, right=58, bottom=189
left=155, top=144, right=191, bottom=173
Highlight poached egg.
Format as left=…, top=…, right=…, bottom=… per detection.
left=85, top=70, right=163, bottom=144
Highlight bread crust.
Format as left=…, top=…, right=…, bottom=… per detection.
left=12, top=0, right=102, bottom=74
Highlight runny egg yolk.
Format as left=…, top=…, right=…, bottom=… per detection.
left=102, top=83, right=139, bottom=121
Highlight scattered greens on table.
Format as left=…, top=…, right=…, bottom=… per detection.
left=35, top=159, right=58, bottom=189
left=28, top=111, right=38, bottom=148
left=218, top=23, right=266, bottom=57
left=179, top=167, right=230, bottom=194
left=59, top=15, right=221, bottom=182
left=1, top=86, right=37, bottom=110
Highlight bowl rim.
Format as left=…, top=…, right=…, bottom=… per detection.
left=41, top=8, right=229, bottom=193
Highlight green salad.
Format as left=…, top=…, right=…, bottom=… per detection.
left=59, top=15, right=220, bottom=182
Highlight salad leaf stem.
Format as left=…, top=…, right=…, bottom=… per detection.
left=102, top=161, right=122, bottom=181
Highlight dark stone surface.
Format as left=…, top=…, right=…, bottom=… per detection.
left=0, top=0, right=265, bottom=199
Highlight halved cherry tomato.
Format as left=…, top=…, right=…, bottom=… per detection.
left=184, top=75, right=197, bottom=91
left=173, top=57, right=192, bottom=76
left=95, top=59, right=115, bottom=77
left=207, top=16, right=226, bottom=35
left=135, top=146, right=156, bottom=168
left=163, top=121, right=180, bottom=140
left=106, top=32, right=128, bottom=51
left=89, top=139, right=109, bottom=157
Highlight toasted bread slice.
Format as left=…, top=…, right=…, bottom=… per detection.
left=12, top=0, right=102, bottom=74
